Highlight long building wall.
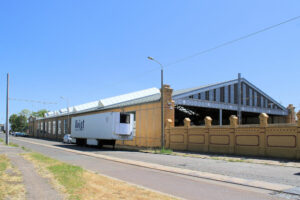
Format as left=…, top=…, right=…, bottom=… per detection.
left=28, top=85, right=175, bottom=148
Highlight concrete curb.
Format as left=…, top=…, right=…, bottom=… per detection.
left=15, top=138, right=299, bottom=196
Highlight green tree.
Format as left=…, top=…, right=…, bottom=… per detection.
left=9, top=114, right=18, bottom=132
left=31, top=109, right=48, bottom=118
left=19, top=109, right=31, bottom=118
left=9, top=109, right=48, bottom=132
left=16, top=115, right=27, bottom=132
left=9, top=114, right=28, bottom=132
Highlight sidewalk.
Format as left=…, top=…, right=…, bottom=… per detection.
left=140, top=149, right=300, bottom=168
left=0, top=143, right=63, bottom=200
left=7, top=135, right=300, bottom=188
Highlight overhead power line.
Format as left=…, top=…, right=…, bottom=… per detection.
left=165, top=15, right=300, bottom=67
left=104, top=15, right=300, bottom=89
left=9, top=98, right=58, bottom=105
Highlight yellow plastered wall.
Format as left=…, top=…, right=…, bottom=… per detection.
left=31, top=99, right=173, bottom=148
left=166, top=114, right=300, bottom=160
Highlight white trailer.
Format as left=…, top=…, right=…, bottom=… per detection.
left=71, top=112, right=135, bottom=147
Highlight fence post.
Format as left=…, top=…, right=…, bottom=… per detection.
left=184, top=118, right=191, bottom=151
left=205, top=116, right=212, bottom=128
left=297, top=111, right=300, bottom=159
left=230, top=115, right=238, bottom=154
left=205, top=116, right=212, bottom=152
left=259, top=113, right=269, bottom=156
left=165, top=119, right=173, bottom=149
left=230, top=115, right=238, bottom=128
left=259, top=113, right=269, bottom=128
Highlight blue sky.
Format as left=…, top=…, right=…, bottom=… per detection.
left=0, top=1, right=299, bottom=123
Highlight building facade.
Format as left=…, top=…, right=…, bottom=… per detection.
left=28, top=76, right=295, bottom=148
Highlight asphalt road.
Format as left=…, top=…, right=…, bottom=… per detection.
left=2, top=135, right=297, bottom=200
left=7, top=135, right=300, bottom=187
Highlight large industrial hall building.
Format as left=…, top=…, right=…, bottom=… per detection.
left=28, top=75, right=296, bottom=148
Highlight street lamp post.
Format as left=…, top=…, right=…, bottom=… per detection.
left=147, top=56, right=165, bottom=149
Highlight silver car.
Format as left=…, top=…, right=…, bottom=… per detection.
left=63, top=134, right=72, bottom=144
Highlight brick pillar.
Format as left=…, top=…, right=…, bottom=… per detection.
left=165, top=119, right=173, bottom=149
left=259, top=113, right=269, bottom=128
left=259, top=113, right=269, bottom=156
left=286, top=104, right=296, bottom=124
left=161, top=85, right=174, bottom=128
left=230, top=115, right=238, bottom=154
left=205, top=116, right=212, bottom=128
left=184, top=118, right=191, bottom=150
left=230, top=115, right=238, bottom=128
left=205, top=116, right=212, bottom=152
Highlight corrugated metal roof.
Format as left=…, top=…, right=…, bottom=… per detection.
left=42, top=79, right=239, bottom=119
left=40, top=77, right=287, bottom=119
left=103, top=93, right=161, bottom=110
left=173, top=79, right=237, bottom=97
left=42, top=87, right=160, bottom=119
left=99, top=87, right=160, bottom=107
left=73, top=101, right=100, bottom=112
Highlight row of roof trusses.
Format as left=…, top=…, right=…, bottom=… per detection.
left=172, top=78, right=288, bottom=116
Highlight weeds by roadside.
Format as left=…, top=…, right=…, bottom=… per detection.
left=143, top=148, right=173, bottom=155
left=158, top=148, right=173, bottom=155
left=0, top=154, right=25, bottom=200
left=21, top=146, right=31, bottom=152
left=9, top=143, right=19, bottom=147
left=0, top=138, right=20, bottom=148
left=23, top=152, right=176, bottom=200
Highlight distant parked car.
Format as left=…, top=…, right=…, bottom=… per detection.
left=63, top=134, right=72, bottom=144
left=15, top=132, right=28, bottom=137
left=14, top=132, right=21, bottom=136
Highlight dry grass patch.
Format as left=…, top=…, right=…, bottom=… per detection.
left=0, top=154, right=25, bottom=200
left=23, top=152, right=177, bottom=200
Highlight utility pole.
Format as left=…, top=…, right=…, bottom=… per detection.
left=6, top=73, right=9, bottom=145
left=147, top=56, right=165, bottom=149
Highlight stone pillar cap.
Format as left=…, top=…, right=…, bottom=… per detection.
left=259, top=113, right=269, bottom=118
left=205, top=116, right=212, bottom=121
left=184, top=118, right=191, bottom=127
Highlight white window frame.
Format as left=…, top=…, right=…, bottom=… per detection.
left=58, top=120, right=61, bottom=135
left=45, top=121, right=48, bottom=133
left=53, top=121, right=56, bottom=135
left=48, top=121, right=51, bottom=134
left=64, top=119, right=68, bottom=134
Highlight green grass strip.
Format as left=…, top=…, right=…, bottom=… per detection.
left=30, top=152, right=57, bottom=165
left=28, top=153, right=85, bottom=200
left=0, top=155, right=9, bottom=173
left=48, top=164, right=84, bottom=196
left=9, top=143, right=19, bottom=147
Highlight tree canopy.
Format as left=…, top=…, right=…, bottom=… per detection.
left=9, top=109, right=48, bottom=132
left=31, top=109, right=48, bottom=118
left=9, top=113, right=27, bottom=132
